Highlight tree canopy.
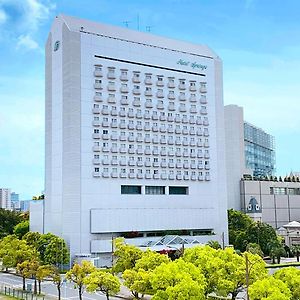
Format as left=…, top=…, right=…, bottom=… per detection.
left=0, top=208, right=26, bottom=239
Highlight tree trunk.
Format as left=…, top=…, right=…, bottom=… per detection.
left=34, top=278, right=37, bottom=294
left=297, top=252, right=299, bottom=262
left=79, top=286, right=83, bottom=300
left=58, top=286, right=61, bottom=300
left=231, top=291, right=238, bottom=300
left=38, top=279, right=41, bottom=294
left=22, top=276, right=26, bottom=291
left=272, top=256, right=275, bottom=264
left=106, top=291, right=110, bottom=300
left=277, top=256, right=281, bottom=264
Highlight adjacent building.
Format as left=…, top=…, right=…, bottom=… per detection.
left=224, top=105, right=276, bottom=210
left=11, top=192, right=20, bottom=210
left=31, top=14, right=229, bottom=265
left=0, top=188, right=11, bottom=210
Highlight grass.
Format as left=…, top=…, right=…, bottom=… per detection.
left=266, top=262, right=300, bottom=268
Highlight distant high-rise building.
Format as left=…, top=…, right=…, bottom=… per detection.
left=30, top=14, right=229, bottom=266
left=0, top=188, right=11, bottom=210
left=244, top=122, right=276, bottom=177
left=11, top=192, right=20, bottom=210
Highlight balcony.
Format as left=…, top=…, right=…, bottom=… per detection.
left=136, top=111, right=143, bottom=119
left=145, top=101, right=153, bottom=108
left=92, top=133, right=100, bottom=139
left=198, top=164, right=203, bottom=170
left=102, top=172, right=109, bottom=178
left=189, top=117, right=196, bottom=124
left=120, top=98, right=129, bottom=105
left=152, top=149, right=159, bottom=155
left=137, top=173, right=143, bottom=179
left=102, top=147, right=109, bottom=152
left=197, top=151, right=203, bottom=158
left=175, top=151, right=181, bottom=157
left=168, top=103, right=175, bottom=111
left=168, top=81, right=175, bottom=88
left=190, top=140, right=196, bottom=147
left=107, top=71, right=116, bottom=79
left=175, top=139, right=181, bottom=145
left=189, top=95, right=197, bottom=102
left=197, top=141, right=203, bottom=147
left=136, top=148, right=143, bottom=154
left=119, top=135, right=126, bottom=141
left=161, top=173, right=167, bottom=180
left=133, top=88, right=141, bottom=95
left=152, top=137, right=159, bottom=144
left=168, top=126, right=174, bottom=133
left=120, top=173, right=127, bottom=178
left=120, top=74, right=128, bottom=81
left=204, top=130, right=209, bottom=137
left=93, top=146, right=100, bottom=152
left=107, top=84, right=116, bottom=92
left=205, top=163, right=210, bottom=169
left=197, top=129, right=203, bottom=136
left=190, top=163, right=197, bottom=169
left=119, top=148, right=126, bottom=153
left=102, top=159, right=109, bottom=165
left=119, top=123, right=126, bottom=129
left=136, top=136, right=143, bottom=142
left=120, top=159, right=127, bottom=166
left=160, top=138, right=167, bottom=144
left=127, top=123, right=135, bottom=130
left=200, top=108, right=207, bottom=115
left=119, top=110, right=126, bottom=117
left=167, top=115, right=174, bottom=122
left=161, top=161, right=167, bottom=168
left=144, top=90, right=153, bottom=97
left=102, top=133, right=109, bottom=140
left=133, top=76, right=141, bottom=83
left=111, top=159, right=118, bottom=165
left=204, top=141, right=209, bottom=148
left=176, top=162, right=183, bottom=168
left=153, top=173, right=160, bottom=179
left=102, top=121, right=109, bottom=127
left=191, top=175, right=197, bottom=181
left=160, top=149, right=167, bottom=156
left=94, top=83, right=102, bottom=89
left=153, top=161, right=159, bottom=167
left=200, top=85, right=207, bottom=93
left=198, top=175, right=204, bottom=181
left=152, top=125, right=158, bottom=132
left=204, top=153, right=210, bottom=159
left=133, top=99, right=141, bottom=107
left=160, top=114, right=166, bottom=121
left=136, top=161, right=143, bottom=167
left=175, top=128, right=181, bottom=134
left=203, top=119, right=209, bottom=126
left=156, top=80, right=164, bottom=87
left=182, top=140, right=188, bottom=146
left=144, top=148, right=151, bottom=155
left=169, top=174, right=175, bottom=180
left=94, top=95, right=102, bottom=102
left=176, top=174, right=183, bottom=180
left=190, top=152, right=196, bottom=158
left=128, top=173, right=135, bottom=179
left=178, top=83, right=186, bottom=90
left=190, top=128, right=196, bottom=135
left=182, top=117, right=188, bottom=124
left=168, top=138, right=174, bottom=145
left=168, top=163, right=174, bottom=169
left=107, top=96, right=116, bottom=104
left=197, top=118, right=203, bottom=125
left=168, top=93, right=175, bottom=100
left=144, top=78, right=152, bottom=85
left=145, top=161, right=151, bottom=167
left=111, top=122, right=118, bottom=128
left=205, top=175, right=211, bottom=181
left=152, top=114, right=159, bottom=120
left=144, top=124, right=151, bottom=131
left=160, top=125, right=166, bottom=133
left=94, top=70, right=103, bottom=77
left=120, top=86, right=129, bottom=93
left=189, top=85, right=196, bottom=92
left=111, top=147, right=118, bottom=153
left=182, top=128, right=188, bottom=135
left=175, top=116, right=181, bottom=123
left=92, top=120, right=100, bottom=126
left=111, top=109, right=117, bottom=116
left=144, top=112, right=151, bottom=119
left=144, top=136, right=151, bottom=143
left=190, top=106, right=197, bottom=114
left=184, top=174, right=189, bottom=180
left=127, top=110, right=134, bottom=118
left=145, top=173, right=151, bottom=179
left=156, top=91, right=164, bottom=98
left=93, top=172, right=100, bottom=177
left=179, top=94, right=186, bottom=101
left=157, top=102, right=164, bottom=110
left=200, top=96, right=207, bottom=104
left=168, top=150, right=175, bottom=156
left=128, top=148, right=135, bottom=154
left=93, top=159, right=100, bottom=165
left=128, top=135, right=135, bottom=142
left=111, top=172, right=118, bottom=178
left=183, top=152, right=189, bottom=157
left=92, top=108, right=101, bottom=114
left=179, top=105, right=186, bottom=112
left=128, top=160, right=135, bottom=166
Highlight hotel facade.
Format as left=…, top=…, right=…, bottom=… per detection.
left=32, top=14, right=228, bottom=266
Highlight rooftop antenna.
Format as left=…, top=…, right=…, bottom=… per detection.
left=146, top=26, right=153, bottom=32
left=123, top=21, right=131, bottom=28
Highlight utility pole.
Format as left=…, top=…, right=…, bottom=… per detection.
left=245, top=253, right=249, bottom=300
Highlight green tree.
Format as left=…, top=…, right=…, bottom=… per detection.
left=207, top=240, right=221, bottom=249
left=43, top=236, right=70, bottom=268
left=17, top=258, right=40, bottom=293
left=0, top=235, right=37, bottom=271
left=268, top=239, right=286, bottom=264
left=0, top=209, right=24, bottom=238
left=48, top=266, right=63, bottom=300
left=150, top=258, right=207, bottom=300
left=247, top=222, right=278, bottom=255
left=183, top=245, right=222, bottom=296
left=13, top=220, right=29, bottom=239
left=290, top=245, right=300, bottom=262
left=36, top=265, right=53, bottom=294
left=249, top=277, right=291, bottom=300
left=246, top=243, right=264, bottom=257
left=84, top=270, right=120, bottom=300
left=112, top=238, right=142, bottom=273
left=22, top=231, right=41, bottom=249
left=274, top=267, right=300, bottom=300
left=66, top=260, right=96, bottom=300
left=123, top=250, right=170, bottom=299
left=228, top=209, right=254, bottom=251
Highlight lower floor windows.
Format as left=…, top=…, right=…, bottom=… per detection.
left=169, top=186, right=188, bottom=195
left=145, top=186, right=165, bottom=195
left=121, top=185, right=141, bottom=194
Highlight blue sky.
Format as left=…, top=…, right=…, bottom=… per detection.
left=0, top=0, right=300, bottom=199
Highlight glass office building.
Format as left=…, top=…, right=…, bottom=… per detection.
left=244, top=122, right=275, bottom=177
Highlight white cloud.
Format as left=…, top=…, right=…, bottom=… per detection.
left=16, top=34, right=39, bottom=50
left=0, top=8, right=7, bottom=24
left=0, top=0, right=56, bottom=50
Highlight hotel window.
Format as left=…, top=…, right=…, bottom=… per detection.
left=95, top=66, right=102, bottom=71
left=94, top=129, right=99, bottom=134
left=93, top=104, right=99, bottom=108
left=146, top=169, right=151, bottom=174
left=121, top=70, right=127, bottom=76
left=146, top=87, right=152, bottom=91
left=134, top=85, right=140, bottom=90
left=180, top=79, right=185, bottom=85
left=145, top=186, right=165, bottom=195
left=94, top=154, right=100, bottom=159
left=95, top=79, right=102, bottom=84
left=122, top=95, right=128, bottom=100
left=157, top=76, right=163, bottom=81
left=169, top=186, right=188, bottom=195
left=94, top=167, right=100, bottom=172
left=95, top=91, right=102, bottom=96
left=154, top=158, right=158, bottom=162
left=121, top=185, right=141, bottom=194
left=138, top=169, right=143, bottom=174
left=102, top=130, right=108, bottom=134
left=94, top=116, right=99, bottom=121
left=190, top=82, right=196, bottom=86
left=121, top=168, right=126, bottom=174
left=137, top=157, right=143, bottom=162
left=129, top=144, right=134, bottom=149
left=146, top=74, right=151, bottom=79
left=94, top=142, right=100, bottom=146
left=102, top=142, right=108, bottom=147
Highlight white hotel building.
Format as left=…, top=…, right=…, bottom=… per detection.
left=31, top=14, right=228, bottom=265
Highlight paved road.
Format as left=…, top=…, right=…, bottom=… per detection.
left=0, top=272, right=123, bottom=300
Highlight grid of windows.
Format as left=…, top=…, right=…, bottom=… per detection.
left=92, top=64, right=211, bottom=181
